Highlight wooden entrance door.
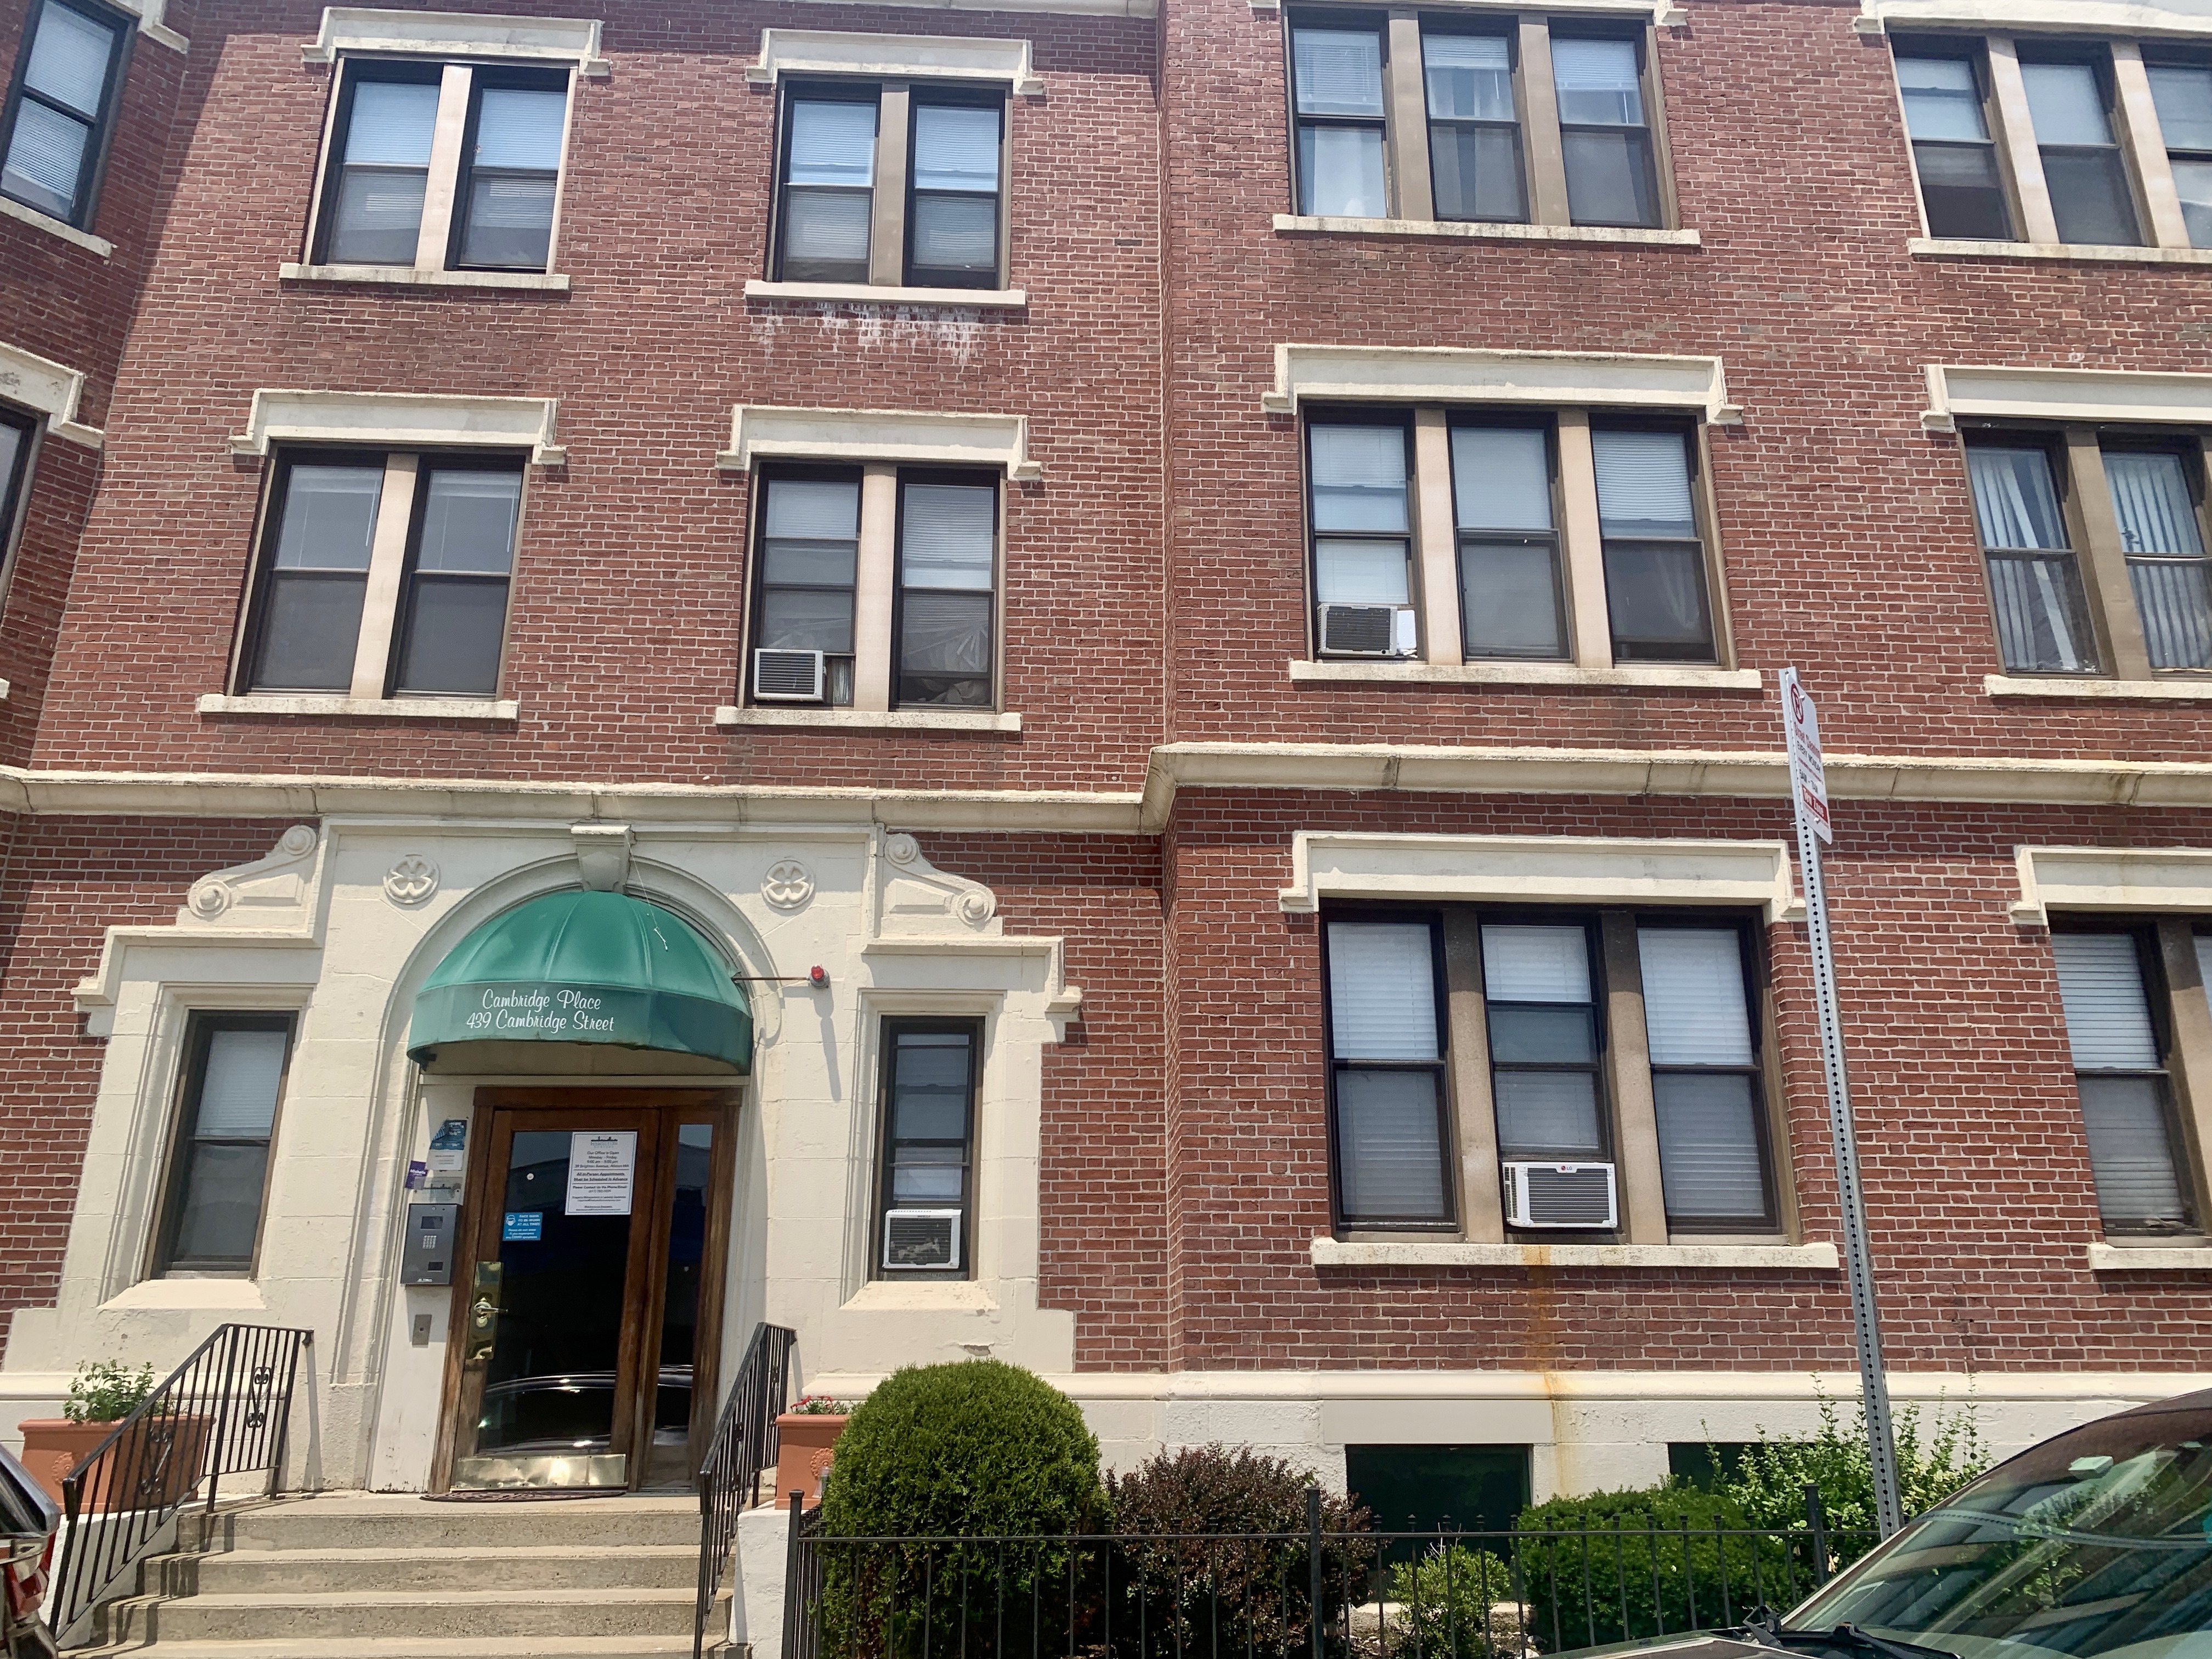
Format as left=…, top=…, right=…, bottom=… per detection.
left=433, top=1088, right=736, bottom=1493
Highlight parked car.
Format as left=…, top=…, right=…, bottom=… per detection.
left=0, top=1444, right=58, bottom=1659
left=1630, top=1390, right=2212, bottom=1659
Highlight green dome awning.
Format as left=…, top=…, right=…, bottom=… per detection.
left=408, top=890, right=752, bottom=1073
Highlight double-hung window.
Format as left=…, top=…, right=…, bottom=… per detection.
left=0, top=403, right=34, bottom=578
left=1307, top=406, right=1724, bottom=669
left=0, top=0, right=127, bottom=230
left=747, top=465, right=1002, bottom=710
left=2019, top=53, right=2140, bottom=247
left=1288, top=14, right=1670, bottom=231
left=773, top=80, right=1008, bottom=291
left=1964, top=429, right=2212, bottom=681
left=875, top=1019, right=980, bottom=1276
left=154, top=1014, right=294, bottom=1275
left=312, top=59, right=571, bottom=274
left=240, top=449, right=523, bottom=701
left=1895, top=51, right=2013, bottom=240
left=2147, top=62, right=2212, bottom=247
left=1322, top=907, right=1780, bottom=1239
left=2052, top=929, right=2196, bottom=1234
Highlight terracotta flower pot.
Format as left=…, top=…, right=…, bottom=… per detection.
left=773, top=1413, right=849, bottom=1510
left=16, top=1416, right=212, bottom=1514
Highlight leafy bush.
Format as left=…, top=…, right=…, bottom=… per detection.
left=1386, top=1542, right=1519, bottom=1658
left=1109, top=1444, right=1376, bottom=1656
left=1513, top=1484, right=1788, bottom=1652
left=817, top=1361, right=1105, bottom=1659
left=65, top=1361, right=154, bottom=1424
left=1712, top=1390, right=1991, bottom=1573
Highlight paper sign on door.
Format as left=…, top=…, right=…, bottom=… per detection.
left=565, top=1131, right=637, bottom=1216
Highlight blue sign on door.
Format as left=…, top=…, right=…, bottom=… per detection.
left=503, top=1211, right=543, bottom=1242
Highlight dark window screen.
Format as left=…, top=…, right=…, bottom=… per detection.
left=1347, top=1444, right=1532, bottom=1537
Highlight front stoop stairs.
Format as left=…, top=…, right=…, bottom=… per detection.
left=73, top=1491, right=731, bottom=1659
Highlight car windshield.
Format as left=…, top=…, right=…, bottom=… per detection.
left=1785, top=1406, right=2212, bottom=1659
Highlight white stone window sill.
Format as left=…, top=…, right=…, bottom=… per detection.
left=2087, top=1242, right=2212, bottom=1271
left=1311, top=1238, right=1839, bottom=1270
left=1291, top=659, right=1761, bottom=691
left=843, top=1278, right=997, bottom=1311
left=714, top=704, right=1022, bottom=732
left=743, top=279, right=1028, bottom=308
left=1909, top=238, right=2212, bottom=266
left=1275, top=214, right=1701, bottom=247
left=101, top=1277, right=266, bottom=1312
left=280, top=263, right=572, bottom=291
left=0, top=194, right=114, bottom=257
left=1986, top=674, right=2212, bottom=700
left=198, top=693, right=519, bottom=720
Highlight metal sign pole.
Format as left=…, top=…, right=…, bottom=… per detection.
left=1780, top=667, right=1904, bottom=1541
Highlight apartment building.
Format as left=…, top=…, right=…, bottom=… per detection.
left=0, top=0, right=2209, bottom=1513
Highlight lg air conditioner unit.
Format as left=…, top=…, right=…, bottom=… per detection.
left=753, top=648, right=826, bottom=702
left=882, top=1209, right=962, bottom=1272
left=1318, top=603, right=1418, bottom=658
left=1503, top=1162, right=1618, bottom=1229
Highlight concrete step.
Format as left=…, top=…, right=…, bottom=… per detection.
left=102, top=1587, right=703, bottom=1645
left=148, top=1544, right=702, bottom=1596
left=75, top=1638, right=730, bottom=1659
left=182, top=1496, right=702, bottom=1554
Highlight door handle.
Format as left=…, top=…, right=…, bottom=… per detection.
left=466, top=1260, right=502, bottom=1365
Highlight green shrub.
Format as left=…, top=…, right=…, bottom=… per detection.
left=65, top=1361, right=154, bottom=1424
left=817, top=1360, right=1105, bottom=1659
left=1712, top=1391, right=1991, bottom=1573
left=1513, top=1485, right=1790, bottom=1652
left=1108, top=1444, right=1376, bottom=1656
left=1386, top=1542, right=1518, bottom=1658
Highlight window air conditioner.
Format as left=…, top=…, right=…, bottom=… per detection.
left=1318, top=603, right=1417, bottom=658
left=882, top=1209, right=962, bottom=1271
left=1503, top=1162, right=1618, bottom=1229
left=753, top=647, right=826, bottom=702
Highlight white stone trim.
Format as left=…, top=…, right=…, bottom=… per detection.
left=1277, top=831, right=1802, bottom=921
left=743, top=280, right=1028, bottom=308
left=1988, top=674, right=2212, bottom=698
left=1311, top=1238, right=1839, bottom=1269
left=1255, top=0, right=1683, bottom=15
left=789, top=0, right=1155, bottom=18
left=227, top=390, right=565, bottom=466
left=1260, top=343, right=1743, bottom=424
left=746, top=29, right=1042, bottom=93
left=1911, top=238, right=2212, bottom=263
left=279, top=263, right=572, bottom=291
left=1290, top=660, right=1762, bottom=691
left=1861, top=0, right=2212, bottom=38
left=105, top=0, right=187, bottom=51
left=715, top=706, right=1022, bottom=732
left=2010, top=844, right=2212, bottom=923
left=715, top=406, right=1041, bottom=478
left=1274, top=215, right=1701, bottom=246
left=302, top=7, right=611, bottom=75
left=2087, top=1242, right=2212, bottom=1269
left=1923, top=363, right=2212, bottom=434
left=0, top=339, right=101, bottom=448
left=196, top=694, right=519, bottom=721
left=0, top=195, right=115, bottom=257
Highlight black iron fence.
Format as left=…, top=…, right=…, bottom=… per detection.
left=693, top=1322, right=799, bottom=1659
left=783, top=1486, right=1874, bottom=1659
left=48, top=1322, right=313, bottom=1643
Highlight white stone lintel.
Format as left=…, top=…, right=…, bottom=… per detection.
left=1924, top=362, right=2212, bottom=434
left=228, top=390, right=565, bottom=466
left=746, top=29, right=1042, bottom=94
left=2012, top=844, right=2212, bottom=923
left=1262, top=343, right=1742, bottom=424
left=0, top=338, right=103, bottom=448
left=716, top=405, right=1041, bottom=479
left=303, top=8, right=611, bottom=74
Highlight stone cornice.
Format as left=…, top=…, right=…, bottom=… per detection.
left=4, top=742, right=2212, bottom=832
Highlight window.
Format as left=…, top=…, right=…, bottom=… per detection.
left=1963, top=430, right=2212, bottom=681
left=773, top=80, right=1007, bottom=290
left=1288, top=14, right=1668, bottom=229
left=1321, top=906, right=1779, bottom=1238
left=1306, top=406, right=1724, bottom=669
left=1346, top=1445, right=1531, bottom=1540
left=746, top=462, right=1002, bottom=710
left=2051, top=929, right=2195, bottom=1234
left=313, top=60, right=570, bottom=273
left=0, top=0, right=127, bottom=230
left=874, top=1019, right=979, bottom=1276
left=2018, top=52, right=2139, bottom=247
left=1895, top=52, right=2012, bottom=240
left=1668, top=1442, right=1757, bottom=1492
left=2147, top=62, right=2212, bottom=247
left=240, top=449, right=523, bottom=699
left=154, top=1014, right=292, bottom=1274
left=0, top=404, right=34, bottom=573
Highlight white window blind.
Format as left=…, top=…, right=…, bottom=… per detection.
left=1592, top=430, right=1694, bottom=537
left=1424, top=33, right=1513, bottom=122
left=766, top=477, right=860, bottom=539
left=1452, top=427, right=1552, bottom=530
left=347, top=82, right=440, bottom=167
left=900, top=483, right=995, bottom=588
left=1550, top=38, right=1642, bottom=126
left=913, top=105, right=1000, bottom=192
left=1335, top=1070, right=1449, bottom=1217
left=1898, top=57, right=1990, bottom=142
left=1481, top=924, right=1590, bottom=1003
left=476, top=88, right=566, bottom=170
left=2080, top=1076, right=2188, bottom=1225
left=195, top=1028, right=288, bottom=1138
left=789, top=100, right=877, bottom=187
left=1652, top=1075, right=1765, bottom=1218
left=25, top=2, right=111, bottom=116
left=1327, top=921, right=1438, bottom=1059
left=1294, top=28, right=1385, bottom=117
left=1638, top=928, right=1753, bottom=1065
left=2053, top=933, right=2159, bottom=1069
left=1311, top=426, right=1409, bottom=532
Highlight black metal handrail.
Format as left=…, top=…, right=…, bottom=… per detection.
left=48, top=1322, right=313, bottom=1643
left=692, top=1321, right=798, bottom=1659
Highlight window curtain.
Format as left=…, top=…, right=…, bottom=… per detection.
left=2108, top=452, right=2212, bottom=669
